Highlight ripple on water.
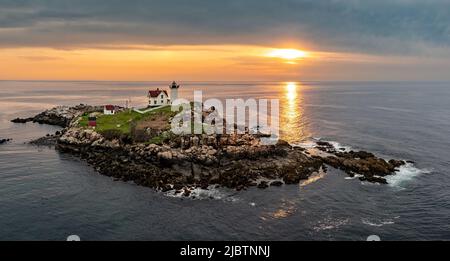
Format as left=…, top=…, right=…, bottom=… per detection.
left=313, top=217, right=349, bottom=232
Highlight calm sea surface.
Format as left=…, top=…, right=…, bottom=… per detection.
left=0, top=81, right=449, bottom=240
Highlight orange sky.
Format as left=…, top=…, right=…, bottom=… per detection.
left=1, top=44, right=448, bottom=81
left=0, top=45, right=302, bottom=81
left=1, top=2, right=450, bottom=81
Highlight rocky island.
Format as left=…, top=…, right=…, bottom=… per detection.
left=12, top=104, right=407, bottom=195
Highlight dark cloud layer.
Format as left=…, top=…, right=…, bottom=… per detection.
left=0, top=0, right=449, bottom=54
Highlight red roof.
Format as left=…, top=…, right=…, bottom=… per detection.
left=148, top=89, right=168, bottom=98
left=105, top=105, right=115, bottom=110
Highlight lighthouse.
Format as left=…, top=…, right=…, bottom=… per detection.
left=170, top=81, right=180, bottom=103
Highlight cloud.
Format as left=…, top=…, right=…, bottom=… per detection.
left=19, top=55, right=64, bottom=61
left=0, top=0, right=449, bottom=55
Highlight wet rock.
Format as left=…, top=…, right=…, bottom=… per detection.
left=270, top=181, right=283, bottom=187
left=161, top=185, right=173, bottom=192
left=29, top=134, right=60, bottom=146
left=236, top=185, right=245, bottom=191
left=389, top=159, right=406, bottom=168
left=183, top=188, right=191, bottom=197
left=316, top=141, right=337, bottom=153
left=336, top=150, right=375, bottom=159
left=316, top=141, right=332, bottom=146
left=11, top=117, right=33, bottom=123
left=324, top=155, right=390, bottom=176
left=257, top=181, right=269, bottom=189
left=359, top=176, right=388, bottom=184
left=322, top=148, right=407, bottom=184
left=0, top=138, right=12, bottom=145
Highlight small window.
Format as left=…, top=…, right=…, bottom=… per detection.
left=154, top=100, right=157, bottom=104
left=161, top=100, right=164, bottom=104
left=161, top=95, right=163, bottom=99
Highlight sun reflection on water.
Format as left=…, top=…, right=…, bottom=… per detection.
left=280, top=82, right=309, bottom=143
left=286, top=82, right=298, bottom=101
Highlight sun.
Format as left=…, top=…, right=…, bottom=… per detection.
left=267, top=48, right=308, bottom=60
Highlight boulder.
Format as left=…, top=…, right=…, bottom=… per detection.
left=270, top=181, right=284, bottom=187
left=389, top=159, right=406, bottom=168
left=257, top=181, right=269, bottom=189
left=11, top=117, right=32, bottom=123
left=359, top=176, right=388, bottom=184
left=0, top=138, right=11, bottom=145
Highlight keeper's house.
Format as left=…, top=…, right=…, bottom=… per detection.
left=103, top=105, right=116, bottom=115
left=148, top=88, right=170, bottom=107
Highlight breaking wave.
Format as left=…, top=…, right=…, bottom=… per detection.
left=387, top=163, right=431, bottom=187
left=292, top=138, right=430, bottom=186
left=164, top=186, right=240, bottom=202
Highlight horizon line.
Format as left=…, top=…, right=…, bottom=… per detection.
left=1, top=79, right=449, bottom=83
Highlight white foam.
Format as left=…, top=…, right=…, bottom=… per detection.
left=293, top=138, right=353, bottom=152
left=344, top=174, right=363, bottom=180
left=164, top=186, right=239, bottom=201
left=386, top=163, right=431, bottom=187
left=362, top=218, right=395, bottom=227
left=313, top=217, right=349, bottom=232
left=327, top=141, right=352, bottom=152
left=292, top=140, right=317, bottom=149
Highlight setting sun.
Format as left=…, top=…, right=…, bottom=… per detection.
left=267, top=49, right=308, bottom=60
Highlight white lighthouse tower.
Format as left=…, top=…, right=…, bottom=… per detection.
left=170, top=81, right=180, bottom=103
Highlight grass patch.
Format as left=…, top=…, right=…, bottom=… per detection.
left=78, top=106, right=177, bottom=135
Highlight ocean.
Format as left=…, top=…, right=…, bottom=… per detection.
left=0, top=81, right=449, bottom=240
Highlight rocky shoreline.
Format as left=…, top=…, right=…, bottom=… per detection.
left=57, top=128, right=326, bottom=194
left=314, top=142, right=405, bottom=184
left=13, top=105, right=408, bottom=195
left=11, top=104, right=102, bottom=127
left=29, top=132, right=62, bottom=146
